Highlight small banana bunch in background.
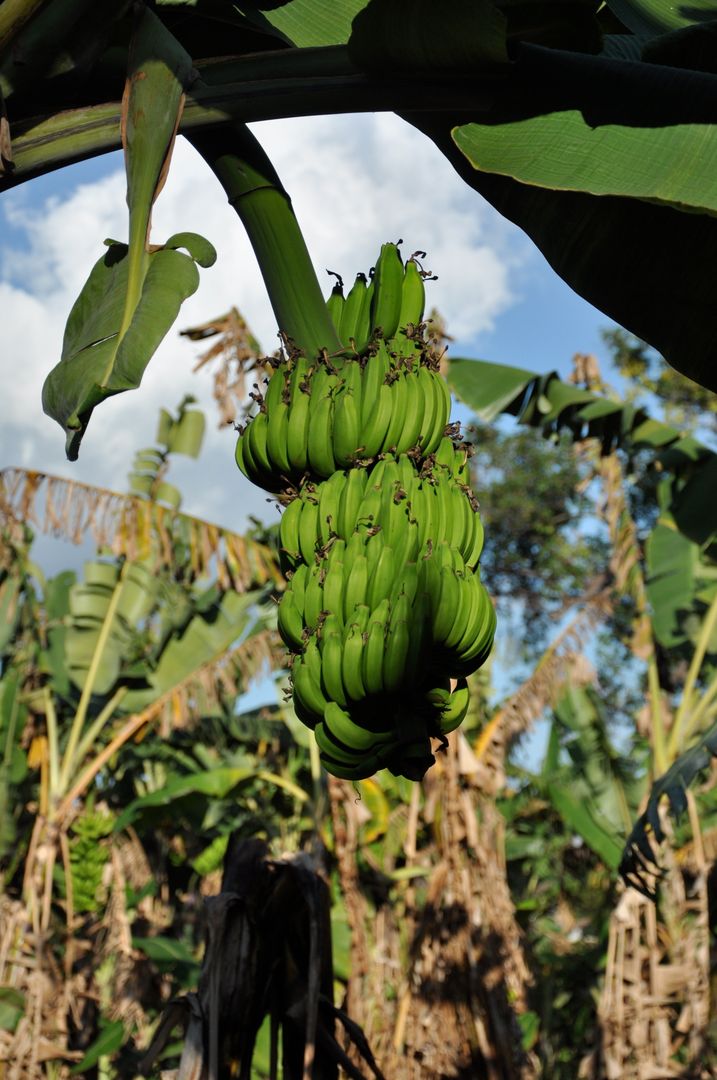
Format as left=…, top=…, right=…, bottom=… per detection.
left=235, top=243, right=496, bottom=781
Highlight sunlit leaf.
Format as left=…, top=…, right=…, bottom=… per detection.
left=41, top=9, right=216, bottom=458
left=236, top=0, right=370, bottom=46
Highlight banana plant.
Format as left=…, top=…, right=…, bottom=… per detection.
left=446, top=352, right=717, bottom=885
left=3, top=0, right=717, bottom=462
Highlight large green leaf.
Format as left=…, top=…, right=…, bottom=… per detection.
left=41, top=9, right=216, bottom=458
left=43, top=235, right=215, bottom=460
left=553, top=686, right=637, bottom=835
left=645, top=522, right=697, bottom=648
left=452, top=114, right=717, bottom=214
left=236, top=0, right=370, bottom=46
left=417, top=118, right=717, bottom=394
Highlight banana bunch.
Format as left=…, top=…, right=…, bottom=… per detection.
left=235, top=242, right=496, bottom=781
left=234, top=245, right=450, bottom=492
left=278, top=441, right=484, bottom=575
left=281, top=538, right=494, bottom=781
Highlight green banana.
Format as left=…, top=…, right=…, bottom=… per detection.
left=314, top=720, right=362, bottom=765
left=424, top=378, right=449, bottom=457
left=322, top=558, right=345, bottom=620
left=318, top=471, right=344, bottom=545
left=439, top=679, right=470, bottom=734
left=279, top=496, right=302, bottom=568
left=341, top=622, right=367, bottom=703
left=286, top=357, right=311, bottom=473
left=298, top=497, right=320, bottom=565
left=338, top=466, right=367, bottom=538
left=319, top=628, right=348, bottom=708
left=398, top=257, right=425, bottom=328
left=303, top=563, right=325, bottom=630
left=248, top=410, right=272, bottom=476
left=266, top=398, right=291, bottom=475
left=382, top=591, right=411, bottom=693
left=343, top=554, right=369, bottom=620
left=354, top=276, right=374, bottom=354
left=382, top=374, right=408, bottom=453
left=292, top=650, right=327, bottom=726
left=277, top=590, right=304, bottom=652
left=323, top=701, right=393, bottom=752
left=370, top=242, right=404, bottom=339
left=368, top=543, right=396, bottom=610
left=326, top=277, right=345, bottom=329
left=361, top=381, right=393, bottom=459
left=395, top=371, right=423, bottom=455
left=288, top=563, right=308, bottom=617
left=363, top=599, right=390, bottom=695
left=360, top=342, right=390, bottom=429
left=432, top=565, right=461, bottom=644
left=333, top=375, right=362, bottom=468
left=307, top=392, right=337, bottom=478
left=340, top=273, right=369, bottom=348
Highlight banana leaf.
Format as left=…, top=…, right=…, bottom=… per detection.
left=620, top=713, right=717, bottom=894
left=41, top=9, right=216, bottom=458
left=446, top=356, right=717, bottom=546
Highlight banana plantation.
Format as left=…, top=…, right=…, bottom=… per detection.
left=2, top=0, right=717, bottom=1077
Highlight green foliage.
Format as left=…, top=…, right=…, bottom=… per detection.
left=469, top=424, right=606, bottom=651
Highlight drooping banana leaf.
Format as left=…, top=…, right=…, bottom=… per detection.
left=620, top=713, right=717, bottom=895
left=41, top=9, right=216, bottom=458
left=446, top=356, right=717, bottom=546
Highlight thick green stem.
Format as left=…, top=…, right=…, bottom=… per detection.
left=189, top=123, right=341, bottom=358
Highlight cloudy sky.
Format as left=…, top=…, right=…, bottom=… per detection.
left=1, top=111, right=611, bottom=540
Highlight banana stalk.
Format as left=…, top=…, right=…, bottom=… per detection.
left=189, top=123, right=342, bottom=359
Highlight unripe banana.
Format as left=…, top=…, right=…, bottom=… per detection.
left=277, top=590, right=304, bottom=652
left=279, top=497, right=302, bottom=569
left=326, top=277, right=345, bottom=329
left=341, top=273, right=369, bottom=349
left=398, top=257, right=425, bottom=329
left=370, top=242, right=404, bottom=339
left=286, top=358, right=311, bottom=473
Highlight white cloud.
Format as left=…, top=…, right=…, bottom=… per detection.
left=0, top=113, right=527, bottom=532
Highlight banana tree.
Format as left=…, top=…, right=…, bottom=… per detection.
left=1, top=0, right=717, bottom=466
